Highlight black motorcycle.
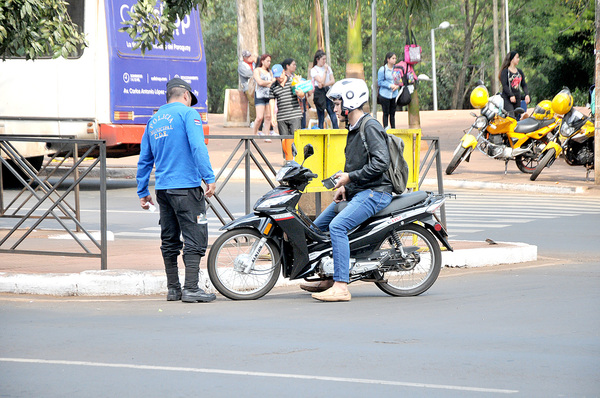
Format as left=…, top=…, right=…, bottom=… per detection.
left=207, top=145, right=453, bottom=300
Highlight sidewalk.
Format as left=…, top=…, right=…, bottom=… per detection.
left=1, top=110, right=596, bottom=297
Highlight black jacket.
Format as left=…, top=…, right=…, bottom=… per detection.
left=344, top=115, right=393, bottom=199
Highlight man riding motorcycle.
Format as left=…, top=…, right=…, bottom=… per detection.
left=300, top=78, right=394, bottom=302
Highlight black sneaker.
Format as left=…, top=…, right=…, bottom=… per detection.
left=182, top=288, right=216, bottom=303
left=167, top=288, right=182, bottom=301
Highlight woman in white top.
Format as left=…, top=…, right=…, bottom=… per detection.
left=310, top=50, right=339, bottom=129
left=253, top=54, right=276, bottom=140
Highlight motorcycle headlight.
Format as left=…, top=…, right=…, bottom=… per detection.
left=255, top=193, right=295, bottom=210
left=473, top=116, right=488, bottom=129
left=560, top=125, right=575, bottom=138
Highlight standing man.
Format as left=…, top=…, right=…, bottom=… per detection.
left=137, top=78, right=217, bottom=303
left=269, top=63, right=304, bottom=162
left=238, top=50, right=256, bottom=127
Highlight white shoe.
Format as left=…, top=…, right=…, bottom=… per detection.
left=250, top=121, right=255, bottom=128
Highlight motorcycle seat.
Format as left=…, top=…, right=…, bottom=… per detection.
left=514, top=117, right=555, bottom=133
left=375, top=191, right=428, bottom=217
left=334, top=191, right=428, bottom=217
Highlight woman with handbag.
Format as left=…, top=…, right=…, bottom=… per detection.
left=377, top=52, right=400, bottom=129
left=310, top=50, right=339, bottom=129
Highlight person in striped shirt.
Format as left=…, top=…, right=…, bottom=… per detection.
left=269, top=63, right=305, bottom=161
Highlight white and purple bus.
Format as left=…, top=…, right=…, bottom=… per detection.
left=0, top=0, right=209, bottom=162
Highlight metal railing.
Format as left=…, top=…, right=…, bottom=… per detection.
left=0, top=135, right=108, bottom=269
left=206, top=135, right=446, bottom=227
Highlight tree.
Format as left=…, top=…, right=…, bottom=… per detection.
left=346, top=0, right=363, bottom=79
left=0, top=0, right=86, bottom=60
left=120, top=0, right=208, bottom=54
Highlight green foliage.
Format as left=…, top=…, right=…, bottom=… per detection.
left=0, top=0, right=86, bottom=60
left=200, top=0, right=594, bottom=112
left=120, top=0, right=207, bottom=55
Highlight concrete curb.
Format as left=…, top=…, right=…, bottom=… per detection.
left=0, top=241, right=537, bottom=296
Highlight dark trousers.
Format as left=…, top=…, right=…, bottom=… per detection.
left=317, top=98, right=339, bottom=129
left=156, top=187, right=208, bottom=258
left=380, top=96, right=397, bottom=129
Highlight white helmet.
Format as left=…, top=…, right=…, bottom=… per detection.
left=327, top=78, right=369, bottom=112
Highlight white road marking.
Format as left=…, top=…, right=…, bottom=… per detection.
left=0, top=357, right=518, bottom=394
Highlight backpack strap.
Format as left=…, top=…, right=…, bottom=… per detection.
left=358, top=114, right=375, bottom=154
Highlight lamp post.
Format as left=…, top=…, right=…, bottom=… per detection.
left=431, top=21, right=450, bottom=111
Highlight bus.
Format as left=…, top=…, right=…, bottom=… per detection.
left=0, top=0, right=209, bottom=166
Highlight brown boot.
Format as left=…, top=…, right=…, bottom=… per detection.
left=300, top=279, right=334, bottom=293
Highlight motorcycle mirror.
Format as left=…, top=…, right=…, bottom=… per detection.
left=291, top=143, right=297, bottom=157
left=303, top=144, right=314, bottom=158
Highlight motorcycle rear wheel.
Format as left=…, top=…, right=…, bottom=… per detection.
left=374, top=224, right=442, bottom=297
left=207, top=228, right=281, bottom=300
left=515, top=154, right=539, bottom=174
left=445, top=145, right=471, bottom=175
left=530, top=148, right=556, bottom=181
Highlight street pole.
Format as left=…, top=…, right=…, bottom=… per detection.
left=259, top=0, right=265, bottom=54
left=505, top=0, right=510, bottom=53
left=372, top=0, right=377, bottom=117
left=595, top=0, right=600, bottom=184
left=431, top=28, right=438, bottom=111
left=323, top=0, right=331, bottom=65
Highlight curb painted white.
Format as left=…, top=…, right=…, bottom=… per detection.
left=0, top=242, right=537, bottom=296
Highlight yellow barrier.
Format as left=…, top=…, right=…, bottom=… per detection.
left=294, top=127, right=421, bottom=193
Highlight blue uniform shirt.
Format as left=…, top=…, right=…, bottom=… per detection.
left=136, top=102, right=215, bottom=198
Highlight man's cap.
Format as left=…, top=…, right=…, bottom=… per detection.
left=272, top=64, right=283, bottom=78
left=242, top=50, right=252, bottom=58
left=166, top=78, right=198, bottom=106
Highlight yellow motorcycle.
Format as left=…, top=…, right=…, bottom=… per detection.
left=446, top=86, right=559, bottom=175
left=530, top=88, right=595, bottom=181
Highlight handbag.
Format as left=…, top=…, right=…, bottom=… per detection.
left=404, top=28, right=421, bottom=65
left=396, top=86, right=412, bottom=107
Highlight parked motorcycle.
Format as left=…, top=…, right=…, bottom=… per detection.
left=445, top=86, right=559, bottom=175
left=207, top=145, right=453, bottom=300
left=530, top=88, right=595, bottom=181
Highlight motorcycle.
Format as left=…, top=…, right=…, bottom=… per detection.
left=530, top=104, right=595, bottom=181
left=207, top=145, right=453, bottom=300
left=445, top=93, right=559, bottom=175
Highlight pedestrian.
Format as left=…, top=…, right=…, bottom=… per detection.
left=238, top=50, right=256, bottom=127
left=301, top=78, right=392, bottom=302
left=270, top=63, right=305, bottom=162
left=499, top=51, right=530, bottom=120
left=377, top=52, right=400, bottom=129
left=253, top=53, right=276, bottom=142
left=310, top=50, right=339, bottom=129
left=136, top=78, right=217, bottom=303
left=282, top=58, right=310, bottom=129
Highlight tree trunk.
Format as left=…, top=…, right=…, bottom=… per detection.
left=492, top=0, right=499, bottom=93
left=236, top=0, right=258, bottom=68
left=346, top=0, right=363, bottom=77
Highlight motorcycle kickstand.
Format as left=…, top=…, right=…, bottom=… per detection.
left=504, top=160, right=509, bottom=175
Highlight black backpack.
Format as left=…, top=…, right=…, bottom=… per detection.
left=358, top=115, right=409, bottom=194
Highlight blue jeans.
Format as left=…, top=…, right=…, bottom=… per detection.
left=314, top=189, right=392, bottom=283
left=317, top=98, right=339, bottom=129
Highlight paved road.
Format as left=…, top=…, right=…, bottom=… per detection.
left=1, top=187, right=599, bottom=397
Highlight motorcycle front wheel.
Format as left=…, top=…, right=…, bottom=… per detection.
left=530, top=148, right=556, bottom=181
left=374, top=223, right=442, bottom=297
left=445, top=144, right=472, bottom=175
left=207, top=228, right=281, bottom=300
left=515, top=154, right=539, bottom=173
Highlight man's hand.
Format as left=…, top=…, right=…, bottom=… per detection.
left=334, top=172, right=350, bottom=189
left=525, top=95, right=531, bottom=105
left=205, top=182, right=216, bottom=198
left=140, top=195, right=154, bottom=210
left=333, top=185, right=346, bottom=203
